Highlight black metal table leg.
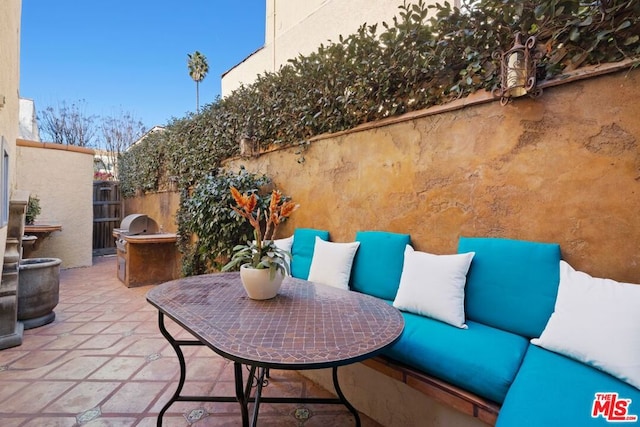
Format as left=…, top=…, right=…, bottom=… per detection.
left=234, top=362, right=250, bottom=427
left=157, top=312, right=187, bottom=427
left=333, top=366, right=361, bottom=427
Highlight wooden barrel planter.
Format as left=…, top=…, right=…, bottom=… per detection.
left=17, top=258, right=62, bottom=329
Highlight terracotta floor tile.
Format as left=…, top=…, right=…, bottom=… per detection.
left=44, top=355, right=111, bottom=380
left=6, top=334, right=57, bottom=351
left=0, top=380, right=75, bottom=413
left=132, top=355, right=180, bottom=381
left=101, top=381, right=167, bottom=413
left=0, top=417, right=26, bottom=427
left=0, top=257, right=382, bottom=427
left=43, top=333, right=93, bottom=350
left=77, top=333, right=125, bottom=350
left=118, top=337, right=168, bottom=356
left=21, top=417, right=77, bottom=427
left=8, top=349, right=66, bottom=369
left=99, top=321, right=144, bottom=335
left=73, top=321, right=114, bottom=335
left=0, top=380, right=29, bottom=403
left=44, top=381, right=121, bottom=412
left=0, top=350, right=30, bottom=365
left=88, top=356, right=147, bottom=380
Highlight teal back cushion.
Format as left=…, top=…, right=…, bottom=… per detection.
left=458, top=237, right=561, bottom=338
left=291, top=228, right=329, bottom=279
left=351, top=231, right=411, bottom=300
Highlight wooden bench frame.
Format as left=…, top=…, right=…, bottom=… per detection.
left=363, top=356, right=501, bottom=425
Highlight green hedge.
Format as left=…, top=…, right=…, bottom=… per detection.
left=118, top=0, right=639, bottom=275
left=119, top=0, right=639, bottom=194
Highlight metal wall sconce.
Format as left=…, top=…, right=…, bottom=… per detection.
left=239, top=122, right=259, bottom=158
left=493, top=32, right=542, bottom=105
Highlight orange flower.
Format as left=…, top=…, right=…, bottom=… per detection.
left=230, top=187, right=298, bottom=243
left=224, top=186, right=300, bottom=274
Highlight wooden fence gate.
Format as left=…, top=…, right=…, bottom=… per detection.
left=93, top=181, right=121, bottom=256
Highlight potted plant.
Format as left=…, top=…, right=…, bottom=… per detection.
left=25, top=195, right=41, bottom=225
left=222, top=186, right=298, bottom=299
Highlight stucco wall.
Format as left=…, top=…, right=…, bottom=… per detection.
left=123, top=190, right=180, bottom=234
left=225, top=67, right=640, bottom=284
left=0, top=0, right=22, bottom=271
left=222, top=0, right=441, bottom=95
left=16, top=141, right=94, bottom=268
left=127, top=65, right=639, bottom=426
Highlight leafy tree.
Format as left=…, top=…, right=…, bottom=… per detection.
left=38, top=100, right=97, bottom=146
left=187, top=51, right=209, bottom=113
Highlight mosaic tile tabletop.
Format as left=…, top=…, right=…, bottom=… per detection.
left=147, top=273, right=404, bottom=369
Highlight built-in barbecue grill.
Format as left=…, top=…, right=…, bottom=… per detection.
left=113, top=214, right=177, bottom=287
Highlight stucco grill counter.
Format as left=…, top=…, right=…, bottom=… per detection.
left=113, top=214, right=179, bottom=287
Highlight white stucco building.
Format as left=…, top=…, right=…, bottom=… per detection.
left=221, top=0, right=449, bottom=96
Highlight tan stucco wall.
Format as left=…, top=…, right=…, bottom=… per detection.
left=129, top=65, right=640, bottom=426
left=123, top=191, right=180, bottom=234
left=222, top=0, right=442, bottom=95
left=226, top=66, right=640, bottom=284
left=222, top=67, right=640, bottom=425
left=0, top=0, right=22, bottom=271
left=16, top=141, right=94, bottom=268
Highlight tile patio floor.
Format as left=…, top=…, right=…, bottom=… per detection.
left=0, top=256, right=382, bottom=427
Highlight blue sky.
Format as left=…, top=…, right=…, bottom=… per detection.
left=20, top=1, right=266, bottom=130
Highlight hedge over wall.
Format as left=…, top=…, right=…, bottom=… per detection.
left=119, top=0, right=639, bottom=196
left=118, top=0, right=639, bottom=275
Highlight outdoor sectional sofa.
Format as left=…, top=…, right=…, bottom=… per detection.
left=278, top=229, right=640, bottom=426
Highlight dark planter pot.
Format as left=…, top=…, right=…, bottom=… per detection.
left=18, top=258, right=62, bottom=329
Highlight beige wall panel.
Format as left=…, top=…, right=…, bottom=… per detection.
left=16, top=143, right=94, bottom=268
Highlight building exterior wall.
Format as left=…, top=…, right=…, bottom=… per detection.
left=16, top=141, right=94, bottom=268
left=0, top=0, right=22, bottom=273
left=222, top=0, right=441, bottom=95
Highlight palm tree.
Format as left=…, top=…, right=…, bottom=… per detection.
left=187, top=51, right=209, bottom=113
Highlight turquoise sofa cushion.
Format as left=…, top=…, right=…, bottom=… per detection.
left=291, top=228, right=329, bottom=279
left=497, top=345, right=640, bottom=427
left=458, top=237, right=561, bottom=338
left=382, top=311, right=529, bottom=404
left=350, top=231, right=411, bottom=300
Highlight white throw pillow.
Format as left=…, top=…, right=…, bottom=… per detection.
left=532, top=261, right=640, bottom=390
left=307, top=237, right=360, bottom=290
left=393, top=245, right=474, bottom=329
left=273, top=235, right=294, bottom=274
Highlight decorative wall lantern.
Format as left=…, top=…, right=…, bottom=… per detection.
left=493, top=32, right=542, bottom=105
left=239, top=122, right=258, bottom=158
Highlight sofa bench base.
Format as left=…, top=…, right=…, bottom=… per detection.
left=363, top=356, right=500, bottom=425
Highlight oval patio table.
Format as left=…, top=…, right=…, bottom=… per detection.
left=146, top=272, right=404, bottom=427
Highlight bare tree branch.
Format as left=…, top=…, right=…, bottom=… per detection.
left=38, top=100, right=97, bottom=147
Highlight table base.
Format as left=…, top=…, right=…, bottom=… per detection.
left=156, top=312, right=361, bottom=427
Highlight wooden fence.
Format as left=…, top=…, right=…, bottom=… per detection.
left=93, top=181, right=121, bottom=255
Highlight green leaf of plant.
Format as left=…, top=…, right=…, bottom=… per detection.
left=616, top=20, right=631, bottom=31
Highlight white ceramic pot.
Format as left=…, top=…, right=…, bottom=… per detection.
left=239, top=264, right=284, bottom=300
